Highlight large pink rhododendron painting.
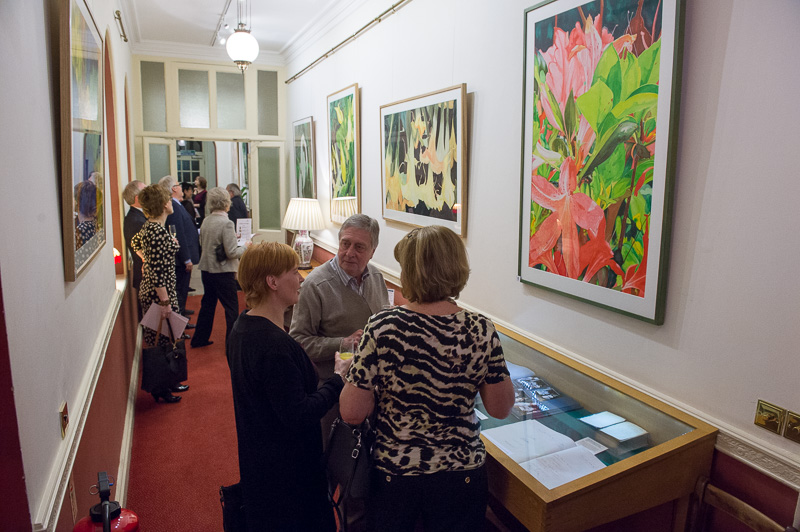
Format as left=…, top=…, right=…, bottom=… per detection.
left=518, top=0, right=683, bottom=323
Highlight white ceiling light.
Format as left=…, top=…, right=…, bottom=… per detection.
left=226, top=0, right=259, bottom=72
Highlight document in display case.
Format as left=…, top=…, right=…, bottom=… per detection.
left=478, top=325, right=717, bottom=532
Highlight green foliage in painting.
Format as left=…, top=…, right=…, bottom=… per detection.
left=329, top=94, right=356, bottom=198
left=527, top=0, right=662, bottom=297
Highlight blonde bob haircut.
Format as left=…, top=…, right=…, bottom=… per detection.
left=394, top=225, right=470, bottom=303
left=238, top=242, right=299, bottom=308
left=137, top=184, right=171, bottom=218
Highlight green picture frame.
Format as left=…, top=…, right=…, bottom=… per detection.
left=292, top=116, right=316, bottom=199
left=518, top=0, right=685, bottom=324
left=327, top=84, right=360, bottom=223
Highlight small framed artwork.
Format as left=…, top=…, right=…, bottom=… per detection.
left=292, top=116, right=316, bottom=199
left=783, top=411, right=800, bottom=444
left=518, top=0, right=686, bottom=323
left=327, top=84, right=360, bottom=223
left=59, top=0, right=106, bottom=281
left=754, top=400, right=786, bottom=435
left=379, top=84, right=467, bottom=236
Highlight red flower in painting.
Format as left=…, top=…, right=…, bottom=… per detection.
left=529, top=158, right=605, bottom=279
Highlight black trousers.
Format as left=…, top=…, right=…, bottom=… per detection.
left=192, top=271, right=238, bottom=346
left=366, top=465, right=488, bottom=532
left=175, top=263, right=191, bottom=314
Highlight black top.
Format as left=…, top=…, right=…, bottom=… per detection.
left=228, top=195, right=249, bottom=227
left=165, top=198, right=200, bottom=265
left=227, top=311, right=342, bottom=531
left=123, top=208, right=146, bottom=290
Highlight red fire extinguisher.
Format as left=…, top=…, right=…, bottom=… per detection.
left=73, top=471, right=139, bottom=532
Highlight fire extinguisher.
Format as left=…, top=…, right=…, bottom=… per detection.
left=72, top=471, right=139, bottom=532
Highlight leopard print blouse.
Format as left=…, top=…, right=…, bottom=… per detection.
left=346, top=307, right=509, bottom=476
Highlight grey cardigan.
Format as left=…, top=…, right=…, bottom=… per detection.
left=198, top=212, right=246, bottom=273
left=289, top=260, right=389, bottom=380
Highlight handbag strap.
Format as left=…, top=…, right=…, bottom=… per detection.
left=146, top=305, right=177, bottom=348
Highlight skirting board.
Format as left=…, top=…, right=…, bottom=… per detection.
left=114, top=326, right=142, bottom=507
left=33, top=280, right=126, bottom=531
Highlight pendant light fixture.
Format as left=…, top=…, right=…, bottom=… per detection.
left=226, top=0, right=259, bottom=72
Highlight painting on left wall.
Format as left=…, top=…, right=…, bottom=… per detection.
left=60, top=0, right=105, bottom=281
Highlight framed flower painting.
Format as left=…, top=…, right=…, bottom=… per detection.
left=518, top=0, right=685, bottom=324
left=380, top=84, right=467, bottom=236
left=327, top=84, right=360, bottom=223
left=292, top=116, right=316, bottom=199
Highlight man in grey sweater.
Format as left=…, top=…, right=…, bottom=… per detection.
left=289, top=214, right=389, bottom=381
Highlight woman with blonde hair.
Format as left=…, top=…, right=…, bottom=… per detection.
left=191, top=187, right=247, bottom=349
left=228, top=242, right=350, bottom=531
left=131, top=183, right=184, bottom=403
left=340, top=225, right=514, bottom=531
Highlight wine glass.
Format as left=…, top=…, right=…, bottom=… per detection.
left=168, top=224, right=177, bottom=238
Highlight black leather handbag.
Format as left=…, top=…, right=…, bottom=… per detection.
left=140, top=318, right=188, bottom=392
left=324, top=415, right=376, bottom=529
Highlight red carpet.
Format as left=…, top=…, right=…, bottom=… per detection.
left=126, top=293, right=242, bottom=531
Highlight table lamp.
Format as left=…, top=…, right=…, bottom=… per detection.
left=331, top=196, right=358, bottom=224
left=282, top=198, right=325, bottom=269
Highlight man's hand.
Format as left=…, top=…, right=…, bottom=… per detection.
left=185, top=262, right=193, bottom=272
left=343, top=329, right=363, bottom=347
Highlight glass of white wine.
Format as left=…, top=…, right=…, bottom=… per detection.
left=339, top=337, right=357, bottom=361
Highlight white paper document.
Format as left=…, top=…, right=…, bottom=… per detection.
left=140, top=305, right=189, bottom=338
left=519, top=446, right=606, bottom=489
left=600, top=421, right=647, bottom=442
left=579, top=411, right=626, bottom=429
left=575, top=437, right=608, bottom=455
left=482, top=420, right=576, bottom=463
left=236, top=219, right=253, bottom=246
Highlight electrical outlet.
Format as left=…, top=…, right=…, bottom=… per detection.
left=59, top=401, right=69, bottom=439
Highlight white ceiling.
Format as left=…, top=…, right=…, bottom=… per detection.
left=119, top=0, right=348, bottom=62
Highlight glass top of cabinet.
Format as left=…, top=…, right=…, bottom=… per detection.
left=477, top=330, right=695, bottom=488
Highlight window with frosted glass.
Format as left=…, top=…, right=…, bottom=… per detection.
left=217, top=72, right=246, bottom=130
left=258, top=147, right=281, bottom=230
left=178, top=69, right=210, bottom=128
left=141, top=62, right=166, bottom=132
left=257, top=70, right=279, bottom=136
left=148, top=144, right=170, bottom=181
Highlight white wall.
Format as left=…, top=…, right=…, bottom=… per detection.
left=285, top=0, right=800, bottom=467
left=0, top=0, right=135, bottom=522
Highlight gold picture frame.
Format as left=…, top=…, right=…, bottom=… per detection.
left=753, top=399, right=785, bottom=435
left=59, top=0, right=106, bottom=281
left=783, top=410, right=800, bottom=444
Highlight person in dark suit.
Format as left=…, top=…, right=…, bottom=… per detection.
left=226, top=183, right=249, bottom=227
left=122, top=180, right=146, bottom=317
left=159, top=176, right=200, bottom=320
left=181, top=182, right=198, bottom=225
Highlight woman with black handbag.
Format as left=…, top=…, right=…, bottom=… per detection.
left=228, top=242, right=351, bottom=531
left=339, top=226, right=515, bottom=532
left=131, top=183, right=187, bottom=403
left=191, top=187, right=248, bottom=349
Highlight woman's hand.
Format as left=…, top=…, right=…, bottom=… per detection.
left=160, top=302, right=171, bottom=319
left=334, top=351, right=353, bottom=378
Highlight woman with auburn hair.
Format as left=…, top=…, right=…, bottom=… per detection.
left=228, top=242, right=350, bottom=531
left=339, top=225, right=515, bottom=532
left=131, top=184, right=185, bottom=403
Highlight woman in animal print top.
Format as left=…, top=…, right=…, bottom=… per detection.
left=340, top=225, right=515, bottom=532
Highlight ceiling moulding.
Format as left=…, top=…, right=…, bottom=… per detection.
left=281, top=0, right=375, bottom=63
left=130, top=40, right=284, bottom=67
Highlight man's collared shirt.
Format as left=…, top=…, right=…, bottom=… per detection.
left=329, top=255, right=371, bottom=297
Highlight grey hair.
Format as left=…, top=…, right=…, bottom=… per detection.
left=339, top=214, right=379, bottom=250
left=122, top=180, right=144, bottom=206
left=207, top=187, right=232, bottom=212
left=158, top=175, right=177, bottom=193
left=226, top=183, right=242, bottom=197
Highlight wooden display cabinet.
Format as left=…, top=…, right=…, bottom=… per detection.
left=480, top=325, right=717, bottom=532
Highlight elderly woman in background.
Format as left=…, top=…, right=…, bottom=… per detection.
left=191, top=187, right=248, bottom=349
left=226, top=183, right=249, bottom=226
left=131, top=184, right=184, bottom=404
left=228, top=242, right=350, bottom=531
left=340, top=225, right=515, bottom=532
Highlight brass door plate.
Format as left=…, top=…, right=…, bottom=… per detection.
left=60, top=401, right=69, bottom=439
left=784, top=411, right=800, bottom=444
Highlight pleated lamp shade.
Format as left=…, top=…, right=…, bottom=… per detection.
left=331, top=196, right=358, bottom=223
left=282, top=198, right=325, bottom=231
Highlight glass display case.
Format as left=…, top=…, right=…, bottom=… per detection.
left=478, top=325, right=717, bottom=531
